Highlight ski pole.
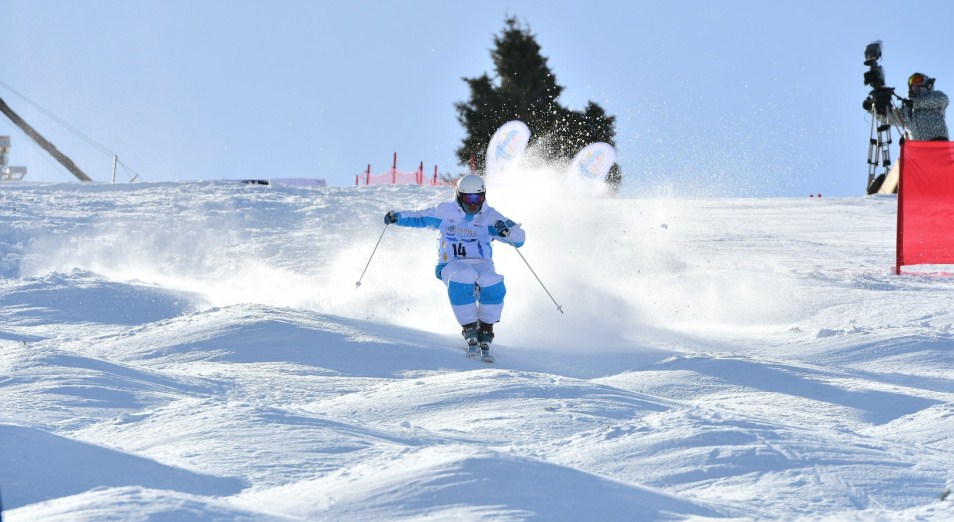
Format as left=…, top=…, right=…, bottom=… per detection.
left=512, top=246, right=564, bottom=314
left=355, top=223, right=389, bottom=288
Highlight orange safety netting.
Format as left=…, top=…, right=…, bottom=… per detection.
left=358, top=167, right=438, bottom=186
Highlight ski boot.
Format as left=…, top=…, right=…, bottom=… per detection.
left=478, top=321, right=495, bottom=363
left=462, top=322, right=480, bottom=358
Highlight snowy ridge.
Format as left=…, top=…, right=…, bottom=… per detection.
left=2, top=177, right=954, bottom=520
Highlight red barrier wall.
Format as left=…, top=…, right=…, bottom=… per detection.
left=896, top=140, right=954, bottom=274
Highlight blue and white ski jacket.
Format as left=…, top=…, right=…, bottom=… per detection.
left=392, top=201, right=526, bottom=273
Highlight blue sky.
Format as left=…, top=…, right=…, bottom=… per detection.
left=1, top=0, right=953, bottom=196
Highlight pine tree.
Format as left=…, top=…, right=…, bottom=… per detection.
left=455, top=17, right=621, bottom=192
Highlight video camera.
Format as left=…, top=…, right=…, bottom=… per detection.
left=862, top=41, right=896, bottom=116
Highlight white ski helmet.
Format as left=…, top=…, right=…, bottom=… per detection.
left=456, top=174, right=486, bottom=214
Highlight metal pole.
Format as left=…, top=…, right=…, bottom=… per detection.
left=512, top=246, right=564, bottom=313
left=111, top=155, right=118, bottom=183
left=867, top=111, right=878, bottom=189
left=355, top=224, right=390, bottom=288
left=0, top=96, right=93, bottom=181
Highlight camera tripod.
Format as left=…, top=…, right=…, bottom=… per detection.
left=866, top=109, right=894, bottom=194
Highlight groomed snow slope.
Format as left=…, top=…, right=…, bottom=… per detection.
left=1, top=175, right=953, bottom=521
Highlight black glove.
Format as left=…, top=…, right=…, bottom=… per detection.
left=863, top=98, right=873, bottom=112
left=384, top=210, right=398, bottom=224
left=903, top=98, right=913, bottom=109
left=494, top=220, right=510, bottom=237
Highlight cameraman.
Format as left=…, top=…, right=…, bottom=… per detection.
left=886, top=72, right=949, bottom=141
left=868, top=73, right=948, bottom=194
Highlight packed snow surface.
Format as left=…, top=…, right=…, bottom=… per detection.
left=2, top=174, right=954, bottom=520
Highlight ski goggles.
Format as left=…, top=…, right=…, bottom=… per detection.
left=909, top=73, right=927, bottom=88
left=460, top=193, right=485, bottom=206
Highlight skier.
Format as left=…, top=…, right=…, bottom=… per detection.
left=384, top=174, right=525, bottom=363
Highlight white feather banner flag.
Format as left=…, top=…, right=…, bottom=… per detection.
left=568, top=142, right=616, bottom=183
left=485, top=120, right=531, bottom=177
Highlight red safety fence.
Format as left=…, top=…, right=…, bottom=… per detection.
left=356, top=152, right=440, bottom=186
left=896, top=140, right=954, bottom=274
